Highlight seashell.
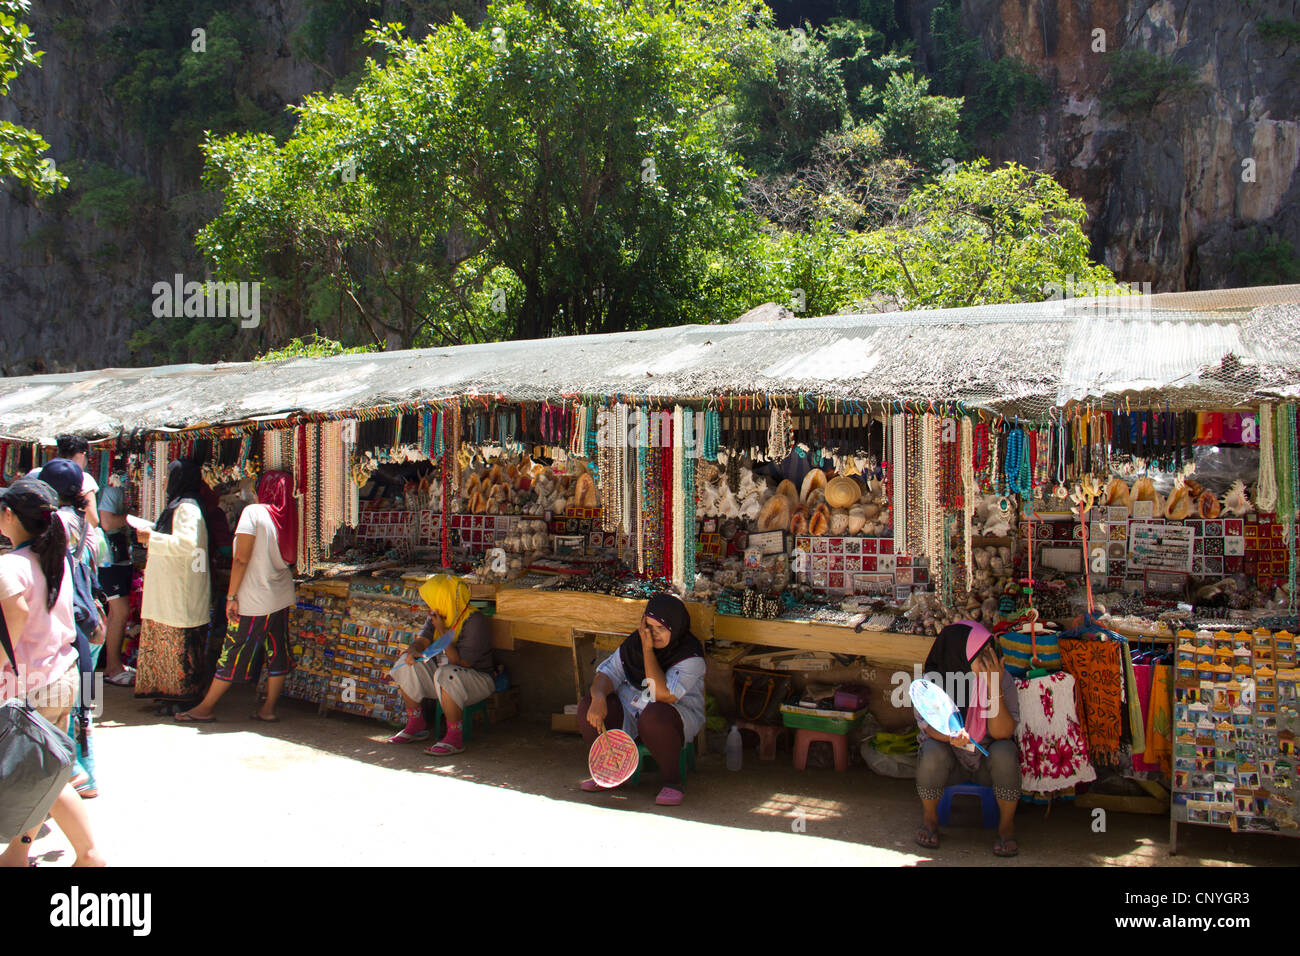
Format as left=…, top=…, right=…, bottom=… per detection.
left=776, top=479, right=799, bottom=507
left=758, top=495, right=791, bottom=533
left=464, top=473, right=482, bottom=500
left=825, top=475, right=861, bottom=509
left=847, top=506, right=867, bottom=535
left=801, top=469, right=828, bottom=503
left=1165, top=482, right=1192, bottom=520
left=790, top=513, right=808, bottom=537
left=487, top=464, right=504, bottom=485
left=860, top=502, right=880, bottom=520
left=1105, top=478, right=1131, bottom=508
left=1184, top=478, right=1204, bottom=500
left=1152, top=491, right=1165, bottom=519
left=1198, top=490, right=1221, bottom=519
left=812, top=502, right=830, bottom=523
left=1222, top=480, right=1252, bottom=517
left=574, top=472, right=597, bottom=509
left=1132, top=476, right=1156, bottom=503
left=830, top=509, right=850, bottom=535
left=806, top=488, right=827, bottom=511
left=808, top=511, right=829, bottom=537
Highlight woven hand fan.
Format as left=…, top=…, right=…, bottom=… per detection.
left=587, top=721, right=640, bottom=788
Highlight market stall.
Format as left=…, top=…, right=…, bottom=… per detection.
left=2, top=289, right=1299, bottom=841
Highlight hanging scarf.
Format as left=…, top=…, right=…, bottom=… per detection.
left=1145, top=664, right=1173, bottom=776
left=617, top=592, right=703, bottom=688
left=1059, top=638, right=1125, bottom=767
left=258, top=470, right=298, bottom=565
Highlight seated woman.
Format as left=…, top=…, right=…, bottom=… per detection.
left=577, top=593, right=705, bottom=807
left=387, top=574, right=495, bottom=755
left=914, top=620, right=1021, bottom=857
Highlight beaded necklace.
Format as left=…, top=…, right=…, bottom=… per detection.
left=683, top=407, right=697, bottom=591
left=892, top=413, right=906, bottom=555
left=671, top=406, right=685, bottom=590
left=905, top=414, right=923, bottom=557
left=636, top=406, right=647, bottom=575
left=921, top=414, right=941, bottom=562
left=960, top=416, right=976, bottom=589
left=1278, top=403, right=1298, bottom=610
left=440, top=405, right=451, bottom=566
left=939, top=420, right=961, bottom=509
left=1258, top=403, right=1279, bottom=513
left=989, top=426, right=1002, bottom=495
left=766, top=407, right=792, bottom=461
left=701, top=408, right=720, bottom=462
left=661, top=417, right=673, bottom=583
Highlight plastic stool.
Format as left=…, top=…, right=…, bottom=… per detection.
left=937, top=784, right=999, bottom=829
left=792, top=729, right=849, bottom=771
left=432, top=698, right=490, bottom=742
left=736, top=720, right=787, bottom=760
left=629, top=741, right=696, bottom=786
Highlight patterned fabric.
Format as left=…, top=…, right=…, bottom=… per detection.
left=214, top=610, right=292, bottom=683
left=999, top=628, right=1062, bottom=678
left=1145, top=664, right=1173, bottom=775
left=1130, top=663, right=1161, bottom=773
left=135, top=618, right=209, bottom=701
left=1014, top=671, right=1096, bottom=792
left=1058, top=638, right=1125, bottom=767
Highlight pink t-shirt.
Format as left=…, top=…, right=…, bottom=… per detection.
left=0, top=547, right=77, bottom=696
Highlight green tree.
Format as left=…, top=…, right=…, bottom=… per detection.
left=0, top=0, right=66, bottom=194
left=871, top=71, right=964, bottom=172
left=852, top=159, right=1125, bottom=309
left=200, top=0, right=771, bottom=348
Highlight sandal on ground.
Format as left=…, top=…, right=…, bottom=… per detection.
left=655, top=786, right=684, bottom=806
left=249, top=714, right=280, bottom=723
left=993, top=835, right=1019, bottom=857
left=387, top=727, right=430, bottom=743
left=915, top=825, right=940, bottom=849
left=76, top=786, right=99, bottom=800
left=173, top=711, right=215, bottom=723
left=580, top=778, right=603, bottom=792
left=425, top=740, right=465, bottom=756
left=105, top=668, right=136, bottom=687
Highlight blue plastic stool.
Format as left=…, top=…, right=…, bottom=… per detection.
left=432, top=698, right=490, bottom=742
left=937, top=784, right=999, bottom=829
left=629, top=741, right=696, bottom=786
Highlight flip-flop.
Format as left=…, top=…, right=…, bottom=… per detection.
left=915, top=825, right=941, bottom=849
left=387, top=728, right=430, bottom=743
left=993, top=835, right=1019, bottom=857
left=425, top=741, right=465, bottom=756
left=173, top=712, right=215, bottom=723
left=580, top=778, right=602, bottom=793
left=655, top=786, right=684, bottom=806
left=249, top=714, right=280, bottom=723
left=105, top=669, right=136, bottom=687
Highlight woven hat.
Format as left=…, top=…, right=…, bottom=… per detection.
left=825, top=475, right=861, bottom=509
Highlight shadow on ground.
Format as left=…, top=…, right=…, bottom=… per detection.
left=105, top=684, right=1297, bottom=867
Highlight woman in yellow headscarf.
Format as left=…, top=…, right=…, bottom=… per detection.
left=387, top=574, right=497, bottom=754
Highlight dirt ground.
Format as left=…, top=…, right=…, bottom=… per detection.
left=28, top=683, right=1298, bottom=867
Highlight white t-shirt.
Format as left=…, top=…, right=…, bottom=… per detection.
left=234, top=504, right=295, bottom=616
left=0, top=547, right=77, bottom=696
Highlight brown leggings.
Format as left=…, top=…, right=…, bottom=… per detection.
left=578, top=693, right=686, bottom=786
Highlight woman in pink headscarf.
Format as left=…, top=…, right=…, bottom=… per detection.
left=912, top=621, right=1021, bottom=857
left=175, top=472, right=297, bottom=724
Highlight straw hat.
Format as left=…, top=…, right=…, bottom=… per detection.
left=825, top=475, right=861, bottom=509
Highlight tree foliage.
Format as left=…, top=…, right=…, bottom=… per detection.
left=0, top=0, right=66, bottom=195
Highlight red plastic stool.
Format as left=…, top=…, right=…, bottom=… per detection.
left=792, top=729, right=849, bottom=771
left=736, top=720, right=787, bottom=760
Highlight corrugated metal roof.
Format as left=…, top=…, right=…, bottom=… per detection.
left=1, top=288, right=1297, bottom=442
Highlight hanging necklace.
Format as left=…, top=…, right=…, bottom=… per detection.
left=1258, top=403, right=1279, bottom=513
left=960, top=416, right=976, bottom=590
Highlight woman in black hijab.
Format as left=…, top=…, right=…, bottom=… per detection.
left=577, top=593, right=706, bottom=806
left=914, top=621, right=1021, bottom=856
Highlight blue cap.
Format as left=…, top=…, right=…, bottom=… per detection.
left=38, top=458, right=84, bottom=501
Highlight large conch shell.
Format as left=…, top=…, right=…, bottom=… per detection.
left=847, top=506, right=867, bottom=535
left=758, top=494, right=791, bottom=532
left=464, top=472, right=482, bottom=500
left=1221, top=480, right=1253, bottom=517
left=776, top=479, right=799, bottom=507
left=574, top=472, right=598, bottom=509
left=1132, top=476, right=1156, bottom=504
left=1105, top=478, right=1132, bottom=508
left=800, top=468, right=828, bottom=504
left=1198, top=490, right=1221, bottom=519
left=1165, top=478, right=1192, bottom=520
left=830, top=509, right=850, bottom=535
left=808, top=510, right=829, bottom=537
left=790, top=511, right=809, bottom=537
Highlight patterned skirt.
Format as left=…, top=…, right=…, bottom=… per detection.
left=135, top=618, right=210, bottom=702
left=1014, top=670, right=1097, bottom=793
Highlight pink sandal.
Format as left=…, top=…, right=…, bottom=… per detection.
left=655, top=786, right=684, bottom=806
left=426, top=740, right=465, bottom=756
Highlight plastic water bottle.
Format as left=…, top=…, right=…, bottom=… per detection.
left=726, top=724, right=743, bottom=771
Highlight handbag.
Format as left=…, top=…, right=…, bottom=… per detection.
left=0, top=610, right=78, bottom=841
left=732, top=666, right=793, bottom=724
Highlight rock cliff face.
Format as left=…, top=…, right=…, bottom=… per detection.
left=0, top=0, right=1295, bottom=374
left=960, top=0, right=1300, bottom=291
